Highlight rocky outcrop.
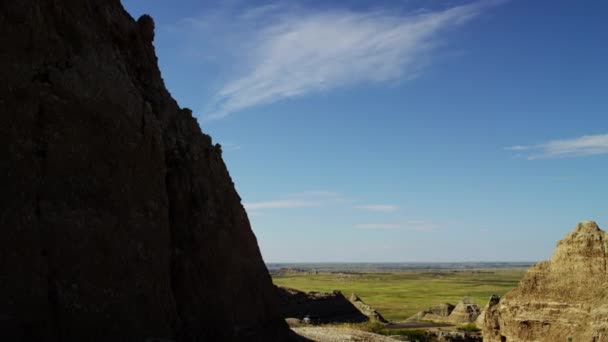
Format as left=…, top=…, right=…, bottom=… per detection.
left=474, top=294, right=499, bottom=328
left=427, top=329, right=483, bottom=342
left=349, top=293, right=388, bottom=323
left=0, top=0, right=290, bottom=340
left=447, top=297, right=482, bottom=325
left=408, top=297, right=481, bottom=325
left=408, top=303, right=455, bottom=322
left=277, top=287, right=368, bottom=324
left=483, top=221, right=608, bottom=341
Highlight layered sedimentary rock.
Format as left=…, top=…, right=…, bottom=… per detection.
left=483, top=221, right=608, bottom=341
left=0, top=0, right=290, bottom=340
left=349, top=293, right=388, bottom=323
left=408, top=297, right=481, bottom=325
left=474, top=294, right=499, bottom=328
left=427, top=329, right=483, bottom=342
left=277, top=287, right=368, bottom=323
left=447, top=297, right=482, bottom=325
left=408, top=303, right=455, bottom=322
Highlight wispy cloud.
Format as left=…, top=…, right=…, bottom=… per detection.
left=244, top=199, right=324, bottom=210
left=243, top=190, right=343, bottom=210
left=506, top=133, right=608, bottom=159
left=355, top=220, right=440, bottom=232
left=356, top=204, right=399, bottom=212
left=287, top=190, right=341, bottom=198
left=220, top=141, right=242, bottom=151
left=182, top=1, right=503, bottom=119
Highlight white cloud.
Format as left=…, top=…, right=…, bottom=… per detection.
left=356, top=204, right=399, bottom=212
left=244, top=199, right=323, bottom=210
left=355, top=223, right=402, bottom=230
left=506, top=133, right=608, bottom=159
left=287, top=190, right=341, bottom=198
left=184, top=1, right=502, bottom=119
left=355, top=220, right=439, bottom=232
left=504, top=145, right=530, bottom=151
left=220, top=142, right=242, bottom=151
left=243, top=190, right=343, bottom=210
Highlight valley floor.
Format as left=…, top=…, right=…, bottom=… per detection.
left=273, top=268, right=525, bottom=321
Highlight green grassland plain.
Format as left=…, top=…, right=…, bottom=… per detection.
left=272, top=268, right=526, bottom=322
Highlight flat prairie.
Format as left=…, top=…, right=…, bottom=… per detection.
left=273, top=268, right=526, bottom=321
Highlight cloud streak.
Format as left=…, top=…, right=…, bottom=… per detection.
left=356, top=204, right=399, bottom=212
left=191, top=1, right=500, bottom=119
left=243, top=190, right=344, bottom=210
left=355, top=220, right=440, bottom=232
left=506, top=133, right=608, bottom=159
left=244, top=199, right=324, bottom=210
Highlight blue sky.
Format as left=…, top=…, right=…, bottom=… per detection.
left=122, top=0, right=608, bottom=262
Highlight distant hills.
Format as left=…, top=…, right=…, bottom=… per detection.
left=267, top=262, right=535, bottom=274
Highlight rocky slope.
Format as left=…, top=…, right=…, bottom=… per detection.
left=446, top=297, right=482, bottom=325
left=292, top=327, right=399, bottom=342
left=0, top=0, right=290, bottom=340
left=408, top=297, right=481, bottom=325
left=483, top=221, right=608, bottom=341
left=408, top=303, right=455, bottom=322
left=349, top=293, right=388, bottom=323
left=277, top=287, right=368, bottom=323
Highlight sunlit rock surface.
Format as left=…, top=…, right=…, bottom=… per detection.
left=483, top=221, right=608, bottom=341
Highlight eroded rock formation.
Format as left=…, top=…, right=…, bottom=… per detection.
left=408, top=297, right=481, bottom=325
left=0, top=0, right=290, bottom=340
left=474, top=294, right=499, bottom=328
left=407, top=303, right=455, bottom=322
left=277, top=287, right=369, bottom=324
left=349, top=293, right=388, bottom=323
left=447, top=297, right=482, bottom=325
left=483, top=221, right=608, bottom=341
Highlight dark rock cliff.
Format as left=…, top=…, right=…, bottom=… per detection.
left=0, top=0, right=290, bottom=340
left=277, top=287, right=368, bottom=324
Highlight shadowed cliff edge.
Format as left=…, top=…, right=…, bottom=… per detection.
left=0, top=0, right=295, bottom=340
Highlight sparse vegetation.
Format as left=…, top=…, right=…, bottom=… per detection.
left=457, top=323, right=481, bottom=332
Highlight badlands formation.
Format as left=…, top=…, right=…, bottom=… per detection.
left=483, top=221, right=608, bottom=341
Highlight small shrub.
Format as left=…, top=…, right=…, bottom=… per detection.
left=356, top=320, right=385, bottom=334
left=457, top=323, right=481, bottom=332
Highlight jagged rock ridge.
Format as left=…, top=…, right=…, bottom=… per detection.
left=277, top=287, right=369, bottom=324
left=408, top=297, right=481, bottom=325
left=349, top=293, right=388, bottom=323
left=483, top=221, right=608, bottom=341
left=407, top=303, right=455, bottom=322
left=447, top=297, right=482, bottom=325
left=0, top=0, right=290, bottom=340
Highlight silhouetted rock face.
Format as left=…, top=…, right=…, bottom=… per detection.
left=0, top=1, right=289, bottom=340
left=483, top=221, right=608, bottom=342
left=277, top=287, right=369, bottom=324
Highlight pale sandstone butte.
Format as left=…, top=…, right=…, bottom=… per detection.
left=446, top=296, right=482, bottom=325
left=0, top=0, right=291, bottom=340
left=407, top=297, right=481, bottom=325
left=483, top=221, right=608, bottom=342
